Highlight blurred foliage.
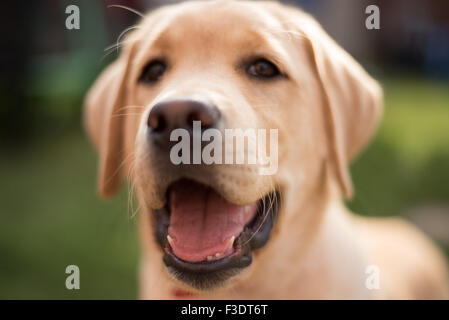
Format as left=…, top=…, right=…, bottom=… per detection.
left=0, top=133, right=138, bottom=299
left=348, top=75, right=449, bottom=216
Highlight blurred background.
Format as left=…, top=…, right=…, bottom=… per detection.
left=0, top=0, right=448, bottom=299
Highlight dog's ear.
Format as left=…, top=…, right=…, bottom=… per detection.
left=84, top=40, right=137, bottom=198
left=284, top=9, right=383, bottom=198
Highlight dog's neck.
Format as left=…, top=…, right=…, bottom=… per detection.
left=220, top=181, right=372, bottom=299
left=280, top=198, right=371, bottom=299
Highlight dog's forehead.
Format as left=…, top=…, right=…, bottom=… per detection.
left=140, top=1, right=284, bottom=52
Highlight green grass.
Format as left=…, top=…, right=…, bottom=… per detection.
left=0, top=133, right=138, bottom=299
left=348, top=76, right=449, bottom=216
left=0, top=75, right=448, bottom=298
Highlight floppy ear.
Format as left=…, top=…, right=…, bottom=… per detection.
left=288, top=11, right=383, bottom=198
left=84, top=43, right=137, bottom=198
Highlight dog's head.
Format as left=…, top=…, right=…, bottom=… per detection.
left=84, top=0, right=382, bottom=292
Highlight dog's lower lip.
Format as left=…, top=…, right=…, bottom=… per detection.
left=163, top=242, right=252, bottom=273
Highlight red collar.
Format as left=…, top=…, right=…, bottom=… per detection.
left=173, top=288, right=197, bottom=298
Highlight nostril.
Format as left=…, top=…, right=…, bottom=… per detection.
left=186, top=109, right=216, bottom=129
left=186, top=111, right=201, bottom=128
left=148, top=113, right=167, bottom=132
left=155, top=116, right=167, bottom=132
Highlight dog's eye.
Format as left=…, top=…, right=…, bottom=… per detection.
left=139, top=60, right=166, bottom=83
left=246, top=59, right=280, bottom=79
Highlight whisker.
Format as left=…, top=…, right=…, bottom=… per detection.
left=101, top=47, right=119, bottom=61
left=107, top=4, right=145, bottom=18
left=116, top=105, right=144, bottom=112
left=103, top=151, right=135, bottom=188
left=111, top=113, right=143, bottom=118
left=115, top=25, right=141, bottom=53
left=126, top=158, right=136, bottom=220
left=240, top=180, right=278, bottom=247
left=103, top=39, right=130, bottom=53
left=128, top=163, right=141, bottom=220
left=127, top=167, right=133, bottom=219
left=102, top=23, right=140, bottom=61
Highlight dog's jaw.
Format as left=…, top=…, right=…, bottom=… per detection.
left=142, top=178, right=279, bottom=291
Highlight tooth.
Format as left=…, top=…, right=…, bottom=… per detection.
left=227, top=236, right=235, bottom=250
left=207, top=255, right=214, bottom=261
left=215, top=253, right=222, bottom=258
left=167, top=235, right=174, bottom=246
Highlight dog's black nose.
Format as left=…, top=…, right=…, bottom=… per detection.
left=147, top=99, right=220, bottom=145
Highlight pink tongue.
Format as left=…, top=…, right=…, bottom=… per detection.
left=167, top=180, right=258, bottom=262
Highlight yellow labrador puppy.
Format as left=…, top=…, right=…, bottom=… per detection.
left=84, top=0, right=449, bottom=299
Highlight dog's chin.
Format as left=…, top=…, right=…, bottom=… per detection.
left=151, top=178, right=279, bottom=291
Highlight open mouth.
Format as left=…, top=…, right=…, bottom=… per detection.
left=152, top=179, right=279, bottom=290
